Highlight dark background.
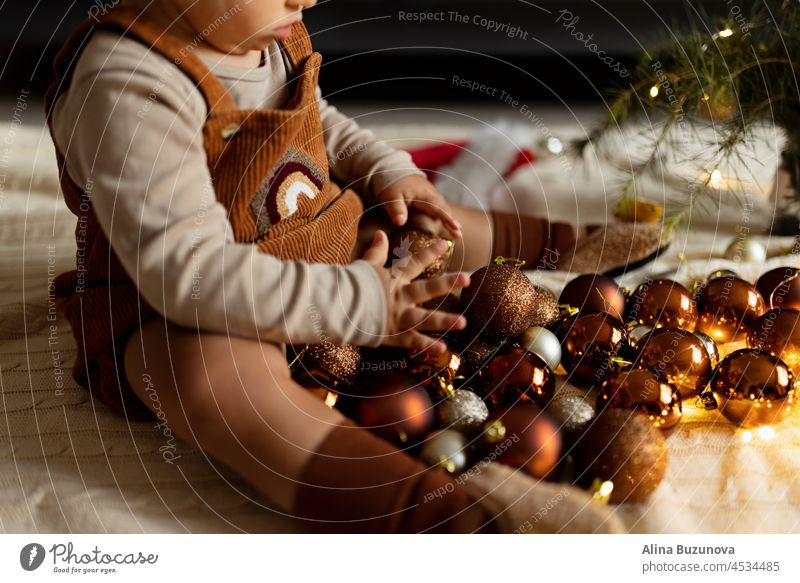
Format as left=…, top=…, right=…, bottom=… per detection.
left=1, top=0, right=722, bottom=103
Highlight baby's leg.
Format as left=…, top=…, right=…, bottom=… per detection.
left=123, top=317, right=491, bottom=532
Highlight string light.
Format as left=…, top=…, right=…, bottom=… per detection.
left=649, top=85, right=660, bottom=98
left=710, top=169, right=723, bottom=187
left=718, top=28, right=734, bottom=38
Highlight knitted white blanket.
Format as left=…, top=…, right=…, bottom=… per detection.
left=1, top=120, right=798, bottom=533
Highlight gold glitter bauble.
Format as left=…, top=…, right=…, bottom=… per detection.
left=575, top=409, right=668, bottom=504
left=292, top=343, right=362, bottom=390
left=460, top=261, right=537, bottom=339
left=387, top=228, right=453, bottom=279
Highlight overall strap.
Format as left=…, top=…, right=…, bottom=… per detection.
left=45, top=6, right=237, bottom=122
left=278, top=22, right=315, bottom=71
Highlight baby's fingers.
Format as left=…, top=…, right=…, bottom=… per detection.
left=398, top=307, right=466, bottom=333
left=394, top=330, right=448, bottom=354
left=405, top=273, right=470, bottom=305
left=403, top=239, right=450, bottom=280
left=410, top=198, right=461, bottom=238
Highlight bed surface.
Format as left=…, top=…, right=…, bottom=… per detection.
left=2, top=120, right=799, bottom=533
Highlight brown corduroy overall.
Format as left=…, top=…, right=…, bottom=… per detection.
left=45, top=8, right=363, bottom=419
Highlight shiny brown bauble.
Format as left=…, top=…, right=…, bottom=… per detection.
left=710, top=349, right=796, bottom=427
left=597, top=369, right=682, bottom=430
left=695, top=276, right=766, bottom=343
left=387, top=228, right=452, bottom=279
left=747, top=308, right=800, bottom=372
left=460, top=262, right=538, bottom=339
left=353, top=373, right=435, bottom=446
left=628, top=279, right=698, bottom=330
left=560, top=313, right=630, bottom=386
left=755, top=267, right=800, bottom=310
left=574, top=409, right=668, bottom=504
left=559, top=273, right=627, bottom=320
left=482, top=404, right=562, bottom=479
left=292, top=343, right=362, bottom=391
left=634, top=327, right=712, bottom=400
left=477, top=345, right=555, bottom=408
left=407, top=347, right=462, bottom=381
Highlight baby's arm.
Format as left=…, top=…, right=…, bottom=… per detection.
left=316, top=88, right=461, bottom=237
left=316, top=87, right=425, bottom=200
left=51, top=32, right=386, bottom=347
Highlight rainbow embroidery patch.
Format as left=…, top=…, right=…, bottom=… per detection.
left=251, top=147, right=325, bottom=235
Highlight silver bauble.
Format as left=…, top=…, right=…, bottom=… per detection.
left=628, top=324, right=654, bottom=349
left=419, top=430, right=469, bottom=474
left=693, top=330, right=720, bottom=368
left=436, top=390, right=489, bottom=433
left=520, top=326, right=562, bottom=370
left=547, top=393, right=596, bottom=435
left=723, top=237, right=767, bottom=263
left=708, top=268, right=739, bottom=281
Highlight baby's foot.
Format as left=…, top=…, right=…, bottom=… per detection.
left=556, top=223, right=671, bottom=276
left=459, top=461, right=625, bottom=533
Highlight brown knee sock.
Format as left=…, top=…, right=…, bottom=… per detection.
left=292, top=420, right=496, bottom=533
left=489, top=210, right=578, bottom=270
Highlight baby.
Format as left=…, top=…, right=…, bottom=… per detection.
left=46, top=0, right=658, bottom=532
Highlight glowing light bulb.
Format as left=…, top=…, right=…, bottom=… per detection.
left=649, top=85, right=660, bottom=98
left=546, top=136, right=564, bottom=155
left=718, top=28, right=734, bottom=38
left=710, top=169, right=723, bottom=187
left=741, top=430, right=753, bottom=443
left=756, top=426, right=776, bottom=441
left=324, top=392, right=338, bottom=408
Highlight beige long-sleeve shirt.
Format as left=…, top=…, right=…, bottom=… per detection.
left=51, top=30, right=424, bottom=347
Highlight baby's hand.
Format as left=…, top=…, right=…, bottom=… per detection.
left=376, top=175, right=462, bottom=239
left=361, top=230, right=469, bottom=353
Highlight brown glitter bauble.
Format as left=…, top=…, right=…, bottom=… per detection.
left=628, top=278, right=698, bottom=330
left=597, top=369, right=682, bottom=430
left=420, top=293, right=462, bottom=313
left=457, top=337, right=505, bottom=381
left=460, top=262, right=537, bottom=339
left=575, top=409, right=668, bottom=504
left=482, top=404, right=562, bottom=479
left=387, top=228, right=453, bottom=279
left=477, top=345, right=555, bottom=408
left=710, top=349, right=796, bottom=427
left=559, top=273, right=627, bottom=320
left=747, top=308, right=800, bottom=372
left=529, top=285, right=561, bottom=329
left=292, top=343, right=362, bottom=390
left=755, top=267, right=800, bottom=310
left=696, top=276, right=766, bottom=343
left=353, top=373, right=435, bottom=446
left=561, top=313, right=630, bottom=386
left=635, top=328, right=712, bottom=400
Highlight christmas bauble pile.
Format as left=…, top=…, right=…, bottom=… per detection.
left=290, top=247, right=800, bottom=507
